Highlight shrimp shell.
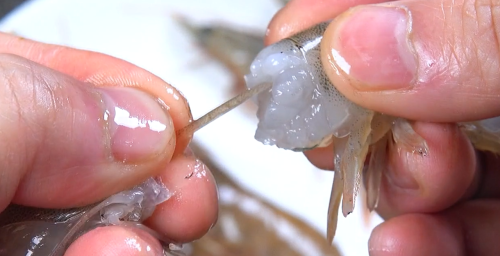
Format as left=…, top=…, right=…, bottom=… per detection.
left=0, top=178, right=184, bottom=256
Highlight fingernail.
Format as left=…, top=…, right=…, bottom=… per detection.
left=99, top=87, right=174, bottom=162
left=328, top=5, right=416, bottom=90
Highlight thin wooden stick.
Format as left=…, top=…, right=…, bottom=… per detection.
left=176, top=82, right=271, bottom=138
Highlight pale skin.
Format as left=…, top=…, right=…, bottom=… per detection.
left=0, top=32, right=218, bottom=255
left=269, top=0, right=500, bottom=255
left=4, top=0, right=500, bottom=254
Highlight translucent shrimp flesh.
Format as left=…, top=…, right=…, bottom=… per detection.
left=0, top=178, right=185, bottom=256
left=178, top=21, right=500, bottom=245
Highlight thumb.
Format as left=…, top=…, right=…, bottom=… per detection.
left=321, top=0, right=500, bottom=122
left=0, top=54, right=175, bottom=211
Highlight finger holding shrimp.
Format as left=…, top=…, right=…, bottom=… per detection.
left=0, top=32, right=193, bottom=208
left=271, top=0, right=489, bottom=214
left=265, top=0, right=388, bottom=45
left=0, top=32, right=218, bottom=254
left=369, top=201, right=500, bottom=256
left=269, top=0, right=500, bottom=255
left=271, top=0, right=500, bottom=122
left=304, top=122, right=479, bottom=217
left=319, top=0, right=500, bottom=122
left=273, top=0, right=500, bottom=121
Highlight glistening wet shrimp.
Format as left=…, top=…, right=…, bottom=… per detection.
left=178, top=21, right=500, bottom=244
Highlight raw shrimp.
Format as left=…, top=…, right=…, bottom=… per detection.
left=0, top=178, right=185, bottom=256
left=177, top=18, right=265, bottom=94
left=178, top=21, right=500, bottom=245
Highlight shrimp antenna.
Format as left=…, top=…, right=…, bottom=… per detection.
left=176, top=82, right=271, bottom=138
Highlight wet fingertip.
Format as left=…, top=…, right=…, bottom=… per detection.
left=265, top=0, right=331, bottom=45
left=368, top=224, right=389, bottom=255
left=66, top=226, right=164, bottom=256
left=303, top=144, right=335, bottom=170
left=265, top=4, right=293, bottom=45
left=377, top=122, right=476, bottom=218
left=369, top=214, right=463, bottom=256
left=145, top=156, right=218, bottom=243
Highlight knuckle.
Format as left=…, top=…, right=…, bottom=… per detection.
left=0, top=54, right=58, bottom=149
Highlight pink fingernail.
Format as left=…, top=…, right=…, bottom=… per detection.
left=99, top=87, right=174, bottom=162
left=330, top=5, right=416, bottom=90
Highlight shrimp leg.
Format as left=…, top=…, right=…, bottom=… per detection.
left=340, top=110, right=374, bottom=217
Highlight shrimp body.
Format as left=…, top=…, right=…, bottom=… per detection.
left=0, top=178, right=182, bottom=256
left=245, top=23, right=370, bottom=150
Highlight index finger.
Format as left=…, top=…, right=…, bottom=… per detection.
left=266, top=0, right=388, bottom=44
left=0, top=32, right=193, bottom=154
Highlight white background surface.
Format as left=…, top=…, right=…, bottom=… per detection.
left=0, top=1, right=383, bottom=255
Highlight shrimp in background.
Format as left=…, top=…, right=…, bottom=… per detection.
left=176, top=17, right=265, bottom=97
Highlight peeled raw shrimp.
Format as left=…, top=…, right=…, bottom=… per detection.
left=0, top=178, right=185, bottom=256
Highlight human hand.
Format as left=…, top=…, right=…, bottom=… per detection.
left=0, top=32, right=218, bottom=255
left=268, top=0, right=500, bottom=255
